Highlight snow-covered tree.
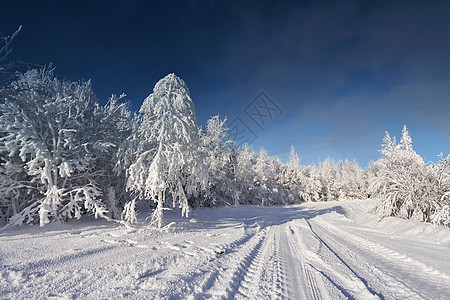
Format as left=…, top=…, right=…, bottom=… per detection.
left=279, top=146, right=304, bottom=203
left=230, top=146, right=288, bottom=206
left=93, top=93, right=133, bottom=219
left=0, top=67, right=131, bottom=228
left=279, top=153, right=366, bottom=203
left=124, top=73, right=207, bottom=228
left=198, top=115, right=237, bottom=207
left=299, top=164, right=323, bottom=202
left=338, top=159, right=367, bottom=201
left=318, top=157, right=338, bottom=201
left=369, top=126, right=447, bottom=223
left=316, top=158, right=367, bottom=202
left=269, top=154, right=289, bottom=204
left=429, top=153, right=450, bottom=226
left=234, top=144, right=257, bottom=205
left=253, top=149, right=285, bottom=205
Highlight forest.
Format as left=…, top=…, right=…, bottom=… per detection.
left=1, top=29, right=449, bottom=230
left=1, top=68, right=448, bottom=230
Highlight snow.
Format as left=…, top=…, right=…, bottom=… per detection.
left=1, top=199, right=450, bottom=299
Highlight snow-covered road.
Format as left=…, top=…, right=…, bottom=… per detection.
left=1, top=200, right=449, bottom=299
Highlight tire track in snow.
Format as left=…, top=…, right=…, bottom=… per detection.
left=265, top=227, right=290, bottom=299
left=286, top=224, right=350, bottom=300
left=309, top=217, right=450, bottom=299
left=237, top=225, right=293, bottom=299
left=137, top=222, right=263, bottom=298
left=287, top=220, right=380, bottom=299
left=235, top=233, right=268, bottom=298
left=198, top=229, right=266, bottom=299
left=281, top=225, right=313, bottom=299
left=197, top=224, right=297, bottom=299
left=316, top=217, right=450, bottom=281
left=222, top=233, right=266, bottom=299
left=201, top=222, right=337, bottom=300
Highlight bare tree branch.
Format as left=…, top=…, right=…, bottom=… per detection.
left=0, top=25, right=22, bottom=62
left=0, top=25, right=41, bottom=87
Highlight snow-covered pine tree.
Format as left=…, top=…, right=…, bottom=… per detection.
left=0, top=67, right=129, bottom=228
left=125, top=73, right=207, bottom=228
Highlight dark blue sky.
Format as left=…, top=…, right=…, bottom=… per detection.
left=2, top=0, right=449, bottom=165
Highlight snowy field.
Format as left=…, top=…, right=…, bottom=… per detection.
left=1, top=199, right=450, bottom=300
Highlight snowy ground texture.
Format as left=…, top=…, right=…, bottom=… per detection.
left=1, top=199, right=450, bottom=300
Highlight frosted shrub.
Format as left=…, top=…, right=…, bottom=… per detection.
left=370, top=126, right=449, bottom=225
left=0, top=68, right=131, bottom=228
left=430, top=154, right=450, bottom=226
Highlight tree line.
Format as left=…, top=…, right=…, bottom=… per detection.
left=0, top=67, right=448, bottom=229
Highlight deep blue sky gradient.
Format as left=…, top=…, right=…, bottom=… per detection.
left=2, top=0, right=449, bottom=165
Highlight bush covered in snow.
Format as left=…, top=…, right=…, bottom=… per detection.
left=369, top=126, right=450, bottom=226
left=0, top=68, right=131, bottom=228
